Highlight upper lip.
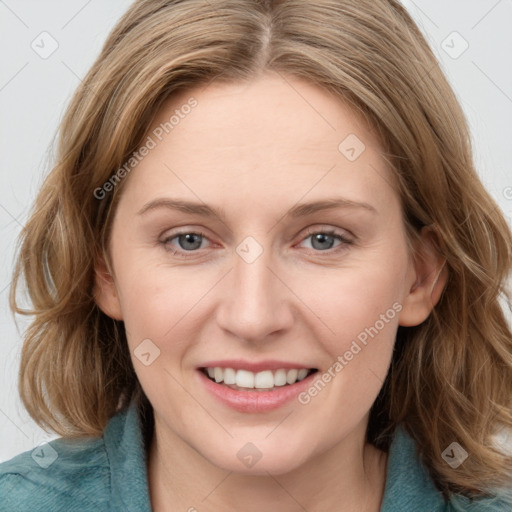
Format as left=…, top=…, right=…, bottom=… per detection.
left=198, top=359, right=317, bottom=373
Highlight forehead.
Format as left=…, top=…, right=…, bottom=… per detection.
left=118, top=71, right=398, bottom=215
left=154, top=72, right=384, bottom=158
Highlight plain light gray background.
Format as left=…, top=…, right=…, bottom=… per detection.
left=1, top=0, right=511, bottom=462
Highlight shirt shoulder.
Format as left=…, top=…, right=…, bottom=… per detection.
left=0, top=434, right=110, bottom=512
left=448, top=490, right=512, bottom=511
left=381, top=426, right=512, bottom=512
left=0, top=401, right=152, bottom=512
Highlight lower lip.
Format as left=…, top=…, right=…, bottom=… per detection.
left=197, top=369, right=317, bottom=413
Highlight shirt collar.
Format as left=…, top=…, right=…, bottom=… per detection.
left=380, top=426, right=447, bottom=511
left=108, top=401, right=507, bottom=511
left=104, top=399, right=152, bottom=511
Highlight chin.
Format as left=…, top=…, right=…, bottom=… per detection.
left=202, top=437, right=312, bottom=476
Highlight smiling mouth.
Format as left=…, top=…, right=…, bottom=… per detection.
left=200, top=367, right=318, bottom=392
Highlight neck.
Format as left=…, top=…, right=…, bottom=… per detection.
left=147, top=417, right=388, bottom=512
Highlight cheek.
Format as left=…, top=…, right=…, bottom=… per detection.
left=115, top=266, right=198, bottom=400
left=113, top=250, right=207, bottom=342
left=302, top=269, right=402, bottom=424
left=310, top=260, right=406, bottom=349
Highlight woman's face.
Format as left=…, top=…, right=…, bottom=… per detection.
left=95, top=71, right=436, bottom=475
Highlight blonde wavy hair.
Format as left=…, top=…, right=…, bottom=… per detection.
left=10, top=0, right=512, bottom=501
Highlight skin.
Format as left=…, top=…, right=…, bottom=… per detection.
left=94, top=70, right=447, bottom=511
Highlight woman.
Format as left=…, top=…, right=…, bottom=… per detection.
left=1, top=0, right=511, bottom=510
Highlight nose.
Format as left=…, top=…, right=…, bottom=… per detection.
left=215, top=239, right=295, bottom=345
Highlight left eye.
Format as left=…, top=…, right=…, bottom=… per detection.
left=162, top=231, right=208, bottom=255
left=161, top=229, right=352, bottom=257
left=298, top=229, right=352, bottom=252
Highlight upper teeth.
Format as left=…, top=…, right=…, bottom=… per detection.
left=206, top=367, right=310, bottom=389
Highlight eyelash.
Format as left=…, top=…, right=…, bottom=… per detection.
left=160, top=227, right=353, bottom=259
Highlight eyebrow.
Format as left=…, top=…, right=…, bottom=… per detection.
left=137, top=197, right=377, bottom=220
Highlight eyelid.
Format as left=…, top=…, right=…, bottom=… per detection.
left=160, top=224, right=354, bottom=258
left=160, top=225, right=353, bottom=245
left=300, top=224, right=354, bottom=241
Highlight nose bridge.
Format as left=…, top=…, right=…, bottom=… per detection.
left=216, top=235, right=291, bottom=342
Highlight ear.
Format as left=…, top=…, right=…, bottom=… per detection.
left=93, top=252, right=123, bottom=321
left=398, top=226, right=448, bottom=327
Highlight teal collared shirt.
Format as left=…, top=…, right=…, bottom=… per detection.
left=0, top=401, right=509, bottom=511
